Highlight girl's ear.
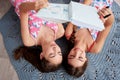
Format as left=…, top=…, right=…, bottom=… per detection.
left=40, top=52, right=43, bottom=59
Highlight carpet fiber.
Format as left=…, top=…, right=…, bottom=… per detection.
left=0, top=0, right=120, bottom=80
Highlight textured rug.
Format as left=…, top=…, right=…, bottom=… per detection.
left=0, top=0, right=120, bottom=80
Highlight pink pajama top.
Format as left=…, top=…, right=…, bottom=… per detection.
left=10, top=0, right=58, bottom=39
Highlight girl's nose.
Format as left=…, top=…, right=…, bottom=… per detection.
left=75, top=51, right=80, bottom=57
left=76, top=51, right=83, bottom=57
left=53, top=46, right=57, bottom=52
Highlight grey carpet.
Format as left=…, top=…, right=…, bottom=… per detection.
left=0, top=0, right=120, bottom=80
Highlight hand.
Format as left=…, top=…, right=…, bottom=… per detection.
left=98, top=7, right=111, bottom=23
left=66, top=35, right=71, bottom=40
left=65, top=23, right=74, bottom=40
left=34, top=0, right=48, bottom=12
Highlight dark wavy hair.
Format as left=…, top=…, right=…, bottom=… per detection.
left=63, top=55, right=88, bottom=77
left=14, top=45, right=61, bottom=72
left=62, top=34, right=88, bottom=77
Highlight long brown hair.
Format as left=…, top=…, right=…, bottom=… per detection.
left=63, top=55, right=88, bottom=77
left=62, top=34, right=88, bottom=77
left=14, top=45, right=61, bottom=72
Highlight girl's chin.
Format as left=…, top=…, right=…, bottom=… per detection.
left=74, top=47, right=83, bottom=52
left=50, top=42, right=56, bottom=46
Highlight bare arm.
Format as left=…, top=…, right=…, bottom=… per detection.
left=19, top=0, right=48, bottom=46
left=65, top=22, right=74, bottom=40
left=19, top=2, right=36, bottom=46
left=89, top=8, right=114, bottom=53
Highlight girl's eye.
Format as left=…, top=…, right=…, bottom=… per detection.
left=58, top=52, right=62, bottom=56
left=49, top=53, right=55, bottom=57
left=79, top=57, right=84, bottom=61
left=79, top=57, right=83, bottom=59
left=70, top=55, right=75, bottom=58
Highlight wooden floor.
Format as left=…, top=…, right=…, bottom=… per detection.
left=0, top=0, right=19, bottom=80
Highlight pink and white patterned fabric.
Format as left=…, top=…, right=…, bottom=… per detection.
left=77, top=26, right=99, bottom=41
left=88, top=29, right=99, bottom=41
left=79, top=0, right=113, bottom=9
left=10, top=0, right=58, bottom=39
left=92, top=0, right=113, bottom=10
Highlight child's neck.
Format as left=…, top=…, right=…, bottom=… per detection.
left=41, top=41, right=55, bottom=51
left=39, top=26, right=56, bottom=45
left=74, top=39, right=87, bottom=52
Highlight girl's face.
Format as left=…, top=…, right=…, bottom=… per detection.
left=68, top=47, right=87, bottom=67
left=40, top=42, right=62, bottom=65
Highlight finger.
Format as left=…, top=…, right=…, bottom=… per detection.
left=38, top=0, right=45, bottom=6
left=103, top=8, right=111, bottom=18
left=66, top=35, right=71, bottom=40
left=98, top=10, right=105, bottom=17
left=44, top=0, right=48, bottom=3
left=100, top=14, right=109, bottom=23
left=42, top=2, right=49, bottom=8
left=101, top=9, right=109, bottom=16
left=101, top=8, right=111, bottom=18
left=98, top=9, right=111, bottom=19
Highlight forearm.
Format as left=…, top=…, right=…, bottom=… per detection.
left=65, top=22, right=74, bottom=40
left=96, top=26, right=111, bottom=46
left=20, top=12, right=35, bottom=46
left=91, top=26, right=111, bottom=53
left=89, top=9, right=114, bottom=53
left=95, top=9, right=114, bottom=44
